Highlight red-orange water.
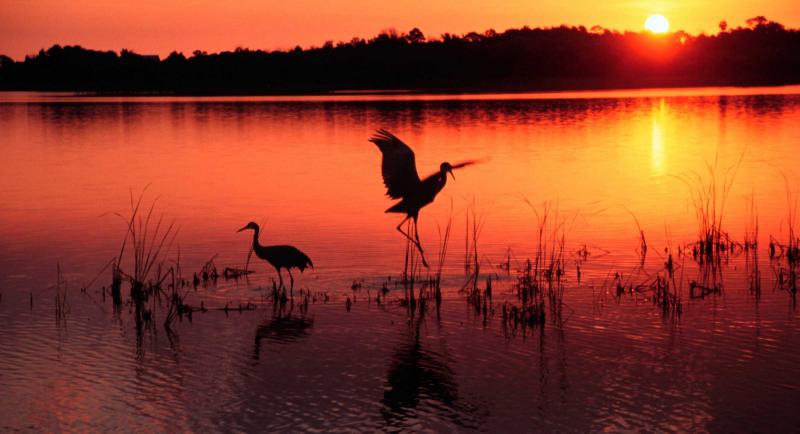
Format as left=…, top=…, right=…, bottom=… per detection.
left=1, top=88, right=799, bottom=432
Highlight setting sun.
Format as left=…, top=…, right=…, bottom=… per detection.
left=645, top=14, right=670, bottom=33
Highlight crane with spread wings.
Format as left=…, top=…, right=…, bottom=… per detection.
left=370, top=129, right=479, bottom=268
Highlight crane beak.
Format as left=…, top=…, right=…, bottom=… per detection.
left=237, top=225, right=248, bottom=232
left=449, top=169, right=455, bottom=180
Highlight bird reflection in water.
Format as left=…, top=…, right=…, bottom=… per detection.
left=381, top=304, right=481, bottom=429
left=252, top=304, right=314, bottom=361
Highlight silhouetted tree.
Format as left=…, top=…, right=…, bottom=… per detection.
left=407, top=28, right=425, bottom=44
left=747, top=16, right=768, bottom=29
left=0, top=17, right=797, bottom=93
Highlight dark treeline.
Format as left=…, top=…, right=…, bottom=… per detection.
left=1, top=16, right=799, bottom=94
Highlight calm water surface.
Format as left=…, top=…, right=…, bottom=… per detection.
left=1, top=88, right=800, bottom=432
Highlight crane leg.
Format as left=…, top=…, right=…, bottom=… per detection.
left=276, top=268, right=284, bottom=290
left=396, top=216, right=429, bottom=268
left=288, top=269, right=295, bottom=294
left=412, top=217, right=430, bottom=268
left=396, top=216, right=416, bottom=246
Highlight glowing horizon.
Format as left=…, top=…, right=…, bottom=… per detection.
left=1, top=1, right=799, bottom=60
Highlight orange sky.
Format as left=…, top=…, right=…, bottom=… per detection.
left=1, top=0, right=798, bottom=60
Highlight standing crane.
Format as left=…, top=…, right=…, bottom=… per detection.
left=370, top=129, right=478, bottom=267
left=237, top=222, right=313, bottom=290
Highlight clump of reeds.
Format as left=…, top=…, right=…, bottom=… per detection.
left=193, top=255, right=219, bottom=287
left=623, top=206, right=648, bottom=267
left=505, top=259, right=545, bottom=325
left=502, top=200, right=572, bottom=330
left=270, top=279, right=289, bottom=305
left=223, top=267, right=254, bottom=279
left=164, top=266, right=188, bottom=328
left=689, top=257, right=724, bottom=299
left=770, top=174, right=799, bottom=297
left=107, top=189, right=178, bottom=331
left=463, top=202, right=487, bottom=278
left=501, top=299, right=545, bottom=329
left=503, top=260, right=545, bottom=331
left=375, top=278, right=391, bottom=304
left=465, top=276, right=493, bottom=320
left=458, top=201, right=497, bottom=322
left=528, top=200, right=568, bottom=314
left=651, top=273, right=683, bottom=318
left=431, top=210, right=453, bottom=311
left=398, top=215, right=454, bottom=316
left=461, top=202, right=486, bottom=285
left=743, top=191, right=762, bottom=299
left=785, top=178, right=800, bottom=267
left=676, top=153, right=743, bottom=264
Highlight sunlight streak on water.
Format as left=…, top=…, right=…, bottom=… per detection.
left=650, top=98, right=666, bottom=176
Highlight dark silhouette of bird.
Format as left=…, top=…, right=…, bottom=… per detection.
left=370, top=129, right=478, bottom=267
left=252, top=314, right=314, bottom=361
left=237, top=222, right=313, bottom=289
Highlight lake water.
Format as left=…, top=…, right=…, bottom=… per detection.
left=1, top=88, right=800, bottom=432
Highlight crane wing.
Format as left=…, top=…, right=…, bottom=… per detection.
left=370, top=129, right=421, bottom=199
left=451, top=160, right=479, bottom=169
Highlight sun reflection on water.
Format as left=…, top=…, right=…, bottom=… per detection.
left=650, top=98, right=667, bottom=176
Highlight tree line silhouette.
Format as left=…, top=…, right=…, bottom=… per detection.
left=1, top=16, right=798, bottom=94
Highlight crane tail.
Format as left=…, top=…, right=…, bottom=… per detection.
left=386, top=201, right=408, bottom=214
left=300, top=253, right=314, bottom=271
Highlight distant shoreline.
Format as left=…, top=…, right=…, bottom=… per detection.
left=2, top=18, right=798, bottom=96
left=3, top=81, right=800, bottom=97
left=3, top=84, right=800, bottom=104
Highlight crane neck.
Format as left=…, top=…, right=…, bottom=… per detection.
left=438, top=170, right=448, bottom=188
left=251, top=226, right=263, bottom=250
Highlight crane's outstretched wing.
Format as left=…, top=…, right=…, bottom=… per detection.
left=451, top=160, right=479, bottom=169
left=370, top=129, right=421, bottom=199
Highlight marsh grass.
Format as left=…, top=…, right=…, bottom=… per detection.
left=652, top=273, right=683, bottom=318
left=675, top=153, right=743, bottom=264
left=502, top=200, right=572, bottom=330
left=164, top=266, right=189, bottom=328
left=401, top=221, right=422, bottom=305
left=652, top=252, right=685, bottom=318
left=463, top=202, right=487, bottom=279
left=771, top=174, right=800, bottom=298
left=622, top=206, right=648, bottom=266
left=54, top=152, right=796, bottom=338
left=527, top=200, right=569, bottom=314
left=195, top=255, right=220, bottom=286
left=119, top=191, right=177, bottom=330
left=223, top=266, right=254, bottom=279
left=783, top=175, right=800, bottom=265
left=743, top=191, right=762, bottom=299
left=504, top=259, right=546, bottom=328
left=460, top=202, right=494, bottom=320
left=433, top=207, right=454, bottom=310
left=389, top=204, right=456, bottom=317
